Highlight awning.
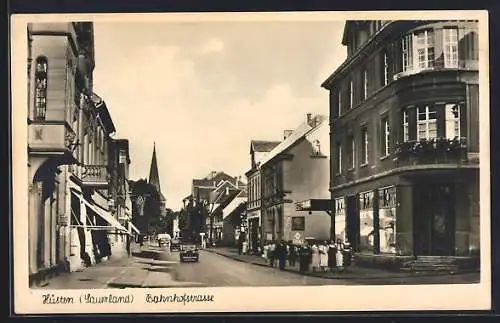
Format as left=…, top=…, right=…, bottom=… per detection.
left=129, top=222, right=141, bottom=235
left=71, top=190, right=129, bottom=233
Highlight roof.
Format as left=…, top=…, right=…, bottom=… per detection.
left=192, top=171, right=246, bottom=188
left=148, top=143, right=162, bottom=194
left=260, top=114, right=327, bottom=167
left=250, top=140, right=281, bottom=153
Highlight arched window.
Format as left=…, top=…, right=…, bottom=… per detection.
left=34, top=57, right=48, bottom=120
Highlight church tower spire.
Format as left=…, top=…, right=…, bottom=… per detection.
left=148, top=142, right=161, bottom=193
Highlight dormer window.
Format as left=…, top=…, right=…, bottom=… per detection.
left=312, top=140, right=321, bottom=155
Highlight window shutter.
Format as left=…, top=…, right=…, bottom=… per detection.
left=408, top=106, right=417, bottom=141
left=435, top=103, right=446, bottom=138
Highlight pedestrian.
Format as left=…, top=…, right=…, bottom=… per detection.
left=336, top=239, right=345, bottom=273
left=343, top=240, right=352, bottom=269
left=328, top=240, right=337, bottom=272
left=242, top=240, right=248, bottom=255
left=278, top=241, right=287, bottom=270
left=126, top=234, right=131, bottom=257
left=319, top=241, right=329, bottom=272
left=298, top=244, right=311, bottom=272
left=288, top=242, right=297, bottom=268
left=262, top=241, right=269, bottom=262
left=310, top=243, right=320, bottom=272
left=269, top=241, right=276, bottom=268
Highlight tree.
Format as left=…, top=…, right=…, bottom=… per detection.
left=129, top=178, right=162, bottom=239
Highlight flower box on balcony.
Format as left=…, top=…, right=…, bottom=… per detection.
left=394, top=137, right=467, bottom=167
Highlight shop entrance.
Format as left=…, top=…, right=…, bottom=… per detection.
left=413, top=183, right=456, bottom=256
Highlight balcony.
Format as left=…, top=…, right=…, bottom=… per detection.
left=394, top=137, right=468, bottom=168
left=28, top=120, right=77, bottom=162
left=81, top=164, right=109, bottom=188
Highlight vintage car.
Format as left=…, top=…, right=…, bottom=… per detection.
left=157, top=233, right=171, bottom=249
left=170, top=239, right=181, bottom=252
left=179, top=242, right=199, bottom=263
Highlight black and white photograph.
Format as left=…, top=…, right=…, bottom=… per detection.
left=11, top=11, right=490, bottom=313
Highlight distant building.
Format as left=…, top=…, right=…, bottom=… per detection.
left=245, top=140, right=280, bottom=252
left=260, top=113, right=331, bottom=243
left=321, top=20, right=479, bottom=270
left=148, top=143, right=166, bottom=218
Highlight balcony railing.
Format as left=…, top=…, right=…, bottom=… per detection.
left=81, top=164, right=109, bottom=188
left=394, top=137, right=468, bottom=167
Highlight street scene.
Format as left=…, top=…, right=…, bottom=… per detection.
left=25, top=17, right=481, bottom=289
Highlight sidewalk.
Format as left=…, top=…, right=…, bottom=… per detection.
left=204, top=247, right=480, bottom=284
left=34, top=243, right=203, bottom=289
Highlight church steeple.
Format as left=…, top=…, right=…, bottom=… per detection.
left=148, top=142, right=161, bottom=193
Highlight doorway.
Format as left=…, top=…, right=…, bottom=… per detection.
left=413, top=183, right=456, bottom=256
left=346, top=195, right=360, bottom=251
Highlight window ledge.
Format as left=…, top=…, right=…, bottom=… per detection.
left=360, top=163, right=369, bottom=168
left=310, top=154, right=328, bottom=159
left=379, top=155, right=390, bottom=161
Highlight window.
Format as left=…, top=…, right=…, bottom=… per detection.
left=417, top=105, right=437, bottom=140
left=312, top=140, right=321, bottom=156
left=291, top=216, right=305, bottom=231
left=381, top=117, right=390, bottom=156
left=359, top=191, right=375, bottom=252
left=402, top=34, right=413, bottom=72
left=378, top=186, right=396, bottom=253
left=402, top=109, right=409, bottom=142
left=361, top=127, right=368, bottom=165
left=334, top=197, right=346, bottom=241
left=350, top=136, right=355, bottom=169
left=415, top=30, right=435, bottom=69
left=445, top=103, right=461, bottom=139
left=347, top=79, right=353, bottom=109
left=34, top=57, right=48, bottom=120
left=362, top=69, right=368, bottom=100
left=383, top=51, right=389, bottom=86
left=338, top=90, right=342, bottom=117
left=336, top=143, right=342, bottom=174
left=443, top=28, right=459, bottom=68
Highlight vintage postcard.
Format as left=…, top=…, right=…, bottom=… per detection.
left=11, top=11, right=491, bottom=314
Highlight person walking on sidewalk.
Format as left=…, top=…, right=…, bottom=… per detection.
left=319, top=241, right=329, bottom=272
left=336, top=239, right=345, bottom=273
left=288, top=242, right=297, bottom=268
left=311, top=243, right=320, bottom=272
left=269, top=241, right=276, bottom=268
left=298, top=244, right=311, bottom=272
left=277, top=241, right=287, bottom=271
left=328, top=240, right=337, bottom=272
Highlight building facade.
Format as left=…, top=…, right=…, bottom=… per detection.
left=245, top=140, right=280, bottom=252
left=260, top=114, right=331, bottom=244
left=322, top=20, right=479, bottom=269
left=27, top=22, right=130, bottom=286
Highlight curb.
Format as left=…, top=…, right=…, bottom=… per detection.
left=203, top=249, right=480, bottom=281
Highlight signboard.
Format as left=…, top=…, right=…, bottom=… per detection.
left=291, top=216, right=305, bottom=231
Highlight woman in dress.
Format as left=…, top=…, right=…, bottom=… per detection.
left=319, top=241, right=329, bottom=272
left=310, top=243, right=320, bottom=272
left=336, top=239, right=344, bottom=272
left=328, top=240, right=337, bottom=272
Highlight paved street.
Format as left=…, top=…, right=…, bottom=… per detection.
left=166, top=250, right=349, bottom=286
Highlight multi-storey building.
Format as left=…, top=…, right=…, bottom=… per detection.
left=260, top=113, right=331, bottom=243
left=27, top=22, right=130, bottom=286
left=322, top=20, right=479, bottom=270
left=245, top=140, right=280, bottom=252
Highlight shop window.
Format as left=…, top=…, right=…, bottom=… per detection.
left=359, top=191, right=375, bottom=252
left=291, top=216, right=305, bottom=231
left=334, top=197, right=346, bottom=241
left=417, top=105, right=438, bottom=140
left=34, top=57, right=48, bottom=120
left=378, top=186, right=396, bottom=253
left=445, top=103, right=461, bottom=139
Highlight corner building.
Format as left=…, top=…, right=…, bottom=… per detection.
left=322, top=20, right=480, bottom=270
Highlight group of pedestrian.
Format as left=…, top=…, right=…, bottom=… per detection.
left=261, top=239, right=352, bottom=273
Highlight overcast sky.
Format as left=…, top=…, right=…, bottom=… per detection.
left=92, top=18, right=347, bottom=210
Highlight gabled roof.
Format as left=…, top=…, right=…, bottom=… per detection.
left=192, top=171, right=245, bottom=188
left=250, top=140, right=281, bottom=154
left=260, top=114, right=327, bottom=167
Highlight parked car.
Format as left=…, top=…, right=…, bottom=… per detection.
left=170, top=239, right=181, bottom=252
left=180, top=242, right=199, bottom=263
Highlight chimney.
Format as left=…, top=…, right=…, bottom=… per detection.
left=283, top=130, right=293, bottom=140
